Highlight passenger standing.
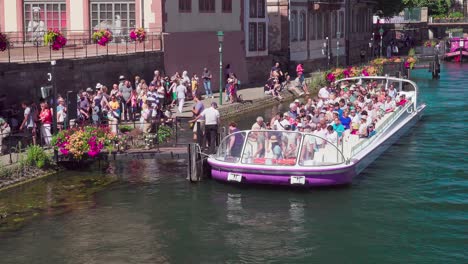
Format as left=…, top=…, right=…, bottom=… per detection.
left=20, top=101, right=36, bottom=145
left=192, top=102, right=220, bottom=154
left=176, top=81, right=187, bottom=113
left=202, top=68, right=213, bottom=98
left=120, top=80, right=133, bottom=121
left=191, top=95, right=205, bottom=147
left=39, top=102, right=52, bottom=146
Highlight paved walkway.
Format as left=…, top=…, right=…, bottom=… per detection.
left=173, top=86, right=266, bottom=118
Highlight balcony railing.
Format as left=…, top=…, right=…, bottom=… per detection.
left=0, top=29, right=164, bottom=63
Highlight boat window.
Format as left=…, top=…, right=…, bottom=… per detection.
left=401, top=82, right=415, bottom=92
left=241, top=131, right=302, bottom=166
left=299, top=134, right=345, bottom=166
left=215, top=131, right=247, bottom=163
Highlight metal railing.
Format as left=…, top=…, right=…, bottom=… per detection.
left=349, top=103, right=410, bottom=157
left=0, top=119, right=185, bottom=166
left=0, top=29, right=164, bottom=63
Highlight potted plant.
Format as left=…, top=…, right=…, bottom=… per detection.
left=44, top=29, right=67, bottom=50
left=51, top=126, right=120, bottom=167
left=92, top=29, right=113, bottom=46
left=0, top=32, right=10, bottom=52
left=130, top=28, right=146, bottom=43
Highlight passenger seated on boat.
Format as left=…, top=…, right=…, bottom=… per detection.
left=228, top=122, right=244, bottom=158
left=332, top=118, right=345, bottom=138
left=325, top=125, right=338, bottom=145
left=358, top=117, right=368, bottom=138
left=300, top=128, right=316, bottom=162
left=264, top=135, right=282, bottom=159
left=244, top=131, right=265, bottom=159
left=397, top=94, right=407, bottom=106
left=367, top=123, right=377, bottom=138
left=282, top=131, right=300, bottom=158
left=384, top=95, right=396, bottom=112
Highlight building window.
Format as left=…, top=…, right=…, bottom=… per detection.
left=249, top=0, right=265, bottom=18
left=199, top=0, right=215, bottom=13
left=290, top=11, right=297, bottom=42
left=257, top=0, right=265, bottom=18
left=324, top=12, right=330, bottom=38
left=309, top=13, right=316, bottom=40
left=340, top=11, right=345, bottom=37
left=248, top=23, right=257, bottom=51
left=248, top=22, right=266, bottom=51
left=222, top=0, right=232, bottom=13
left=90, top=2, right=136, bottom=38
left=179, top=0, right=191, bottom=12
left=24, top=1, right=67, bottom=42
left=249, top=0, right=257, bottom=18
left=299, top=11, right=306, bottom=41
left=317, top=13, right=323, bottom=40
left=258, top=22, right=266, bottom=50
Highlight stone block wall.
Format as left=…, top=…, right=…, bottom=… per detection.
left=0, top=52, right=164, bottom=108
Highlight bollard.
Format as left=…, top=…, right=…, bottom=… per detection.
left=187, top=143, right=203, bottom=182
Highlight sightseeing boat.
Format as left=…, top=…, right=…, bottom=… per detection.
left=207, top=76, right=426, bottom=187
left=445, top=37, right=468, bottom=62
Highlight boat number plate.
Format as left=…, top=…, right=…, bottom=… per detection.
left=227, top=173, right=242, bottom=182
left=290, top=176, right=306, bottom=185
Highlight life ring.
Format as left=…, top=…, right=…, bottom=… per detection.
left=407, top=107, right=414, bottom=114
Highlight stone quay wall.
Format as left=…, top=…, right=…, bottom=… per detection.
left=0, top=52, right=164, bottom=107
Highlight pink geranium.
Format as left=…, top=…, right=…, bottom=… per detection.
left=326, top=73, right=336, bottom=82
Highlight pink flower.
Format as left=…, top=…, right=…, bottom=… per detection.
left=60, top=148, right=69, bottom=155
left=130, top=31, right=137, bottom=40
left=326, top=73, right=336, bottom=82
left=362, top=68, right=369, bottom=76
left=404, top=61, right=410, bottom=69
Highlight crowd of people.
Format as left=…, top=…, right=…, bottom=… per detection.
left=264, top=62, right=310, bottom=101
left=0, top=67, right=230, bottom=152
left=226, top=78, right=409, bottom=161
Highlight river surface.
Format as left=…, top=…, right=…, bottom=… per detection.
left=0, top=64, right=467, bottom=263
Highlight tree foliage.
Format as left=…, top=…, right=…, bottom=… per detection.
left=402, top=0, right=452, bottom=15
left=375, top=0, right=406, bottom=17
left=374, top=0, right=456, bottom=17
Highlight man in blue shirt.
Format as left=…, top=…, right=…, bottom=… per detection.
left=340, top=110, right=352, bottom=130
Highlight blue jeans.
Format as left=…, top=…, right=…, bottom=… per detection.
left=203, top=80, right=212, bottom=97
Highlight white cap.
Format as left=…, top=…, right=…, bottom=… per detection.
left=96, top=83, right=103, bottom=89
left=294, top=99, right=300, bottom=103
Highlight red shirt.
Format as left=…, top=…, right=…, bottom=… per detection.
left=397, top=99, right=407, bottom=106
left=40, top=109, right=52, bottom=124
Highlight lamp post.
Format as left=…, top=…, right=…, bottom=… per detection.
left=369, top=33, right=374, bottom=62
left=379, top=27, right=384, bottom=57
left=336, top=32, right=341, bottom=68
left=217, top=31, right=224, bottom=105
left=322, top=37, right=330, bottom=68
left=50, top=60, right=58, bottom=162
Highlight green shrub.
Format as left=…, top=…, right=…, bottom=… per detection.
left=119, top=125, right=133, bottom=133
left=158, top=126, right=173, bottom=143
left=20, top=145, right=51, bottom=169
left=408, top=48, right=416, bottom=57
left=449, top=12, right=464, bottom=19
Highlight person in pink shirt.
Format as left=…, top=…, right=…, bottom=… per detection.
left=130, top=89, right=138, bottom=121
left=397, top=94, right=407, bottom=106
left=39, top=102, right=52, bottom=146
left=296, top=63, right=304, bottom=83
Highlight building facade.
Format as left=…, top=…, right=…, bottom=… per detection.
left=163, top=0, right=270, bottom=90
left=0, top=0, right=163, bottom=40
left=268, top=0, right=375, bottom=72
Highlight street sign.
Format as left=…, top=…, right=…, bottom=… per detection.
left=379, top=28, right=384, bottom=35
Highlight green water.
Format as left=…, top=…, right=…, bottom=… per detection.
left=0, top=64, right=467, bottom=263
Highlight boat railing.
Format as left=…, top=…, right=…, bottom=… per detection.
left=349, top=101, right=413, bottom=157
